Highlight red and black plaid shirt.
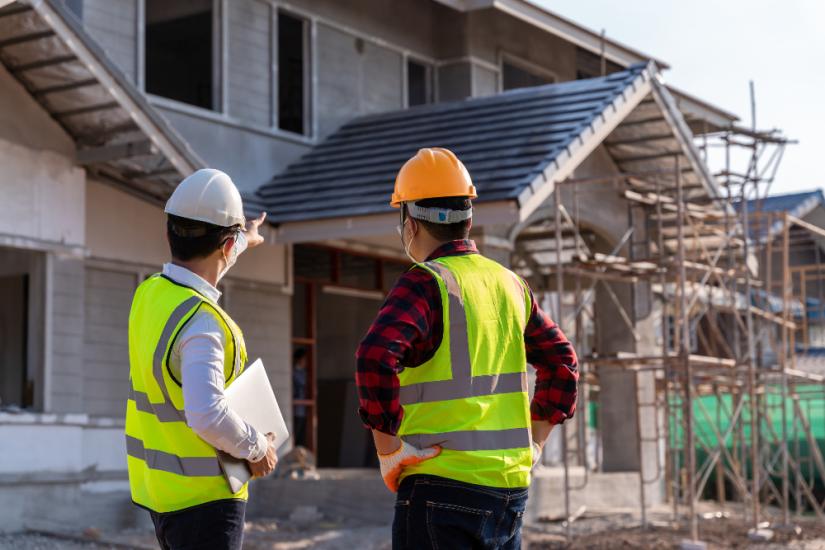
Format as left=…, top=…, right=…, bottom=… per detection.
left=355, top=239, right=578, bottom=435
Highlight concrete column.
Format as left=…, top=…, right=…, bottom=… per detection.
left=47, top=254, right=85, bottom=413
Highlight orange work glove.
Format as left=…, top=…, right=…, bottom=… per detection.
left=378, top=441, right=441, bottom=492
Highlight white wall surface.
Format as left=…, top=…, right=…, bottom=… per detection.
left=0, top=138, right=85, bottom=247
left=0, top=414, right=124, bottom=474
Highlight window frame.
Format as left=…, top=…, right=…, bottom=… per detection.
left=275, top=8, right=312, bottom=137
left=404, top=55, right=435, bottom=108
left=139, top=0, right=224, bottom=113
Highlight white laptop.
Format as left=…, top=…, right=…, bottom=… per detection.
left=217, top=358, right=290, bottom=492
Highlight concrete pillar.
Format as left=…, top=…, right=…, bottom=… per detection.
left=47, top=254, right=85, bottom=413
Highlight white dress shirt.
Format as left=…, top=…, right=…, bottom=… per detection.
left=163, top=257, right=268, bottom=462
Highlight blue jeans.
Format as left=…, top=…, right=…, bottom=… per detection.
left=393, top=475, right=528, bottom=550
left=149, top=498, right=246, bottom=550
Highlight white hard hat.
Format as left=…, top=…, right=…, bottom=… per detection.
left=165, top=169, right=246, bottom=228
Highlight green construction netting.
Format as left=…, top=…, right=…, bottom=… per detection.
left=668, top=385, right=825, bottom=503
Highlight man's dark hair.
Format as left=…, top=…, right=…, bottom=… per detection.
left=167, top=215, right=239, bottom=261
left=293, top=348, right=307, bottom=362
left=407, top=196, right=472, bottom=242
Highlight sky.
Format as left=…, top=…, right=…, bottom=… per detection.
left=536, top=0, right=825, bottom=196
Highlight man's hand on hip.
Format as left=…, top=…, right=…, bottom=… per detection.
left=248, top=432, right=278, bottom=478
left=378, top=440, right=441, bottom=493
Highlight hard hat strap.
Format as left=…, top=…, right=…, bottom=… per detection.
left=406, top=202, right=472, bottom=225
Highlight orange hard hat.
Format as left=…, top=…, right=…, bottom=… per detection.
left=390, top=147, right=477, bottom=207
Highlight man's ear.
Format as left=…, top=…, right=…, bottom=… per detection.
left=222, top=236, right=235, bottom=257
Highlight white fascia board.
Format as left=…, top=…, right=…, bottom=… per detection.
left=669, top=86, right=739, bottom=130
left=516, top=62, right=656, bottom=223
left=649, top=74, right=724, bottom=203
left=275, top=200, right=519, bottom=244
left=492, top=0, right=668, bottom=69
left=29, top=0, right=204, bottom=176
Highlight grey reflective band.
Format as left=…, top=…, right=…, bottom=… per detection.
left=407, top=203, right=472, bottom=224
left=125, top=435, right=222, bottom=477
left=399, top=261, right=527, bottom=406
left=399, top=372, right=527, bottom=405
left=152, top=296, right=202, bottom=421
left=403, top=428, right=531, bottom=452
left=129, top=387, right=185, bottom=423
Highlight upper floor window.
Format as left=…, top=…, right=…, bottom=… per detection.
left=407, top=59, right=434, bottom=107
left=145, top=0, right=219, bottom=111
left=502, top=58, right=554, bottom=91
left=278, top=11, right=309, bottom=135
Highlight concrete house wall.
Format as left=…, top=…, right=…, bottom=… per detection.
left=75, top=0, right=602, bottom=193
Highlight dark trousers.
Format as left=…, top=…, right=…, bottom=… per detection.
left=393, top=475, right=528, bottom=550
left=149, top=499, right=246, bottom=550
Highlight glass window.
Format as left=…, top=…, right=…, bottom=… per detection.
left=502, top=60, right=553, bottom=91
left=294, top=246, right=332, bottom=282
left=278, top=11, right=308, bottom=134
left=407, top=59, right=433, bottom=106
left=145, top=0, right=216, bottom=110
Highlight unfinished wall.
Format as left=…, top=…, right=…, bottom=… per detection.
left=153, top=106, right=311, bottom=194
left=315, top=22, right=403, bottom=138
left=83, top=0, right=139, bottom=83
left=227, top=0, right=272, bottom=126
left=224, top=283, right=292, bottom=426
left=0, top=67, right=83, bottom=248
left=83, top=267, right=136, bottom=417
left=50, top=257, right=86, bottom=413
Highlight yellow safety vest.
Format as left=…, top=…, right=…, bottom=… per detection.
left=125, top=274, right=248, bottom=513
left=397, top=254, right=534, bottom=488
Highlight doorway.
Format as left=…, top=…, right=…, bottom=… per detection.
left=291, top=245, right=406, bottom=467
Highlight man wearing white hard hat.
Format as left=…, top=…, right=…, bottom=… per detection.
left=124, top=169, right=275, bottom=550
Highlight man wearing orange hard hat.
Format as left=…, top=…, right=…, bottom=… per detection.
left=356, top=148, right=579, bottom=549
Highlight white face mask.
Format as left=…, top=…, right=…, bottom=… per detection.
left=399, top=215, right=418, bottom=263
left=218, top=231, right=244, bottom=282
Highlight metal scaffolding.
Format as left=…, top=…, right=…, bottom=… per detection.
left=513, top=117, right=825, bottom=541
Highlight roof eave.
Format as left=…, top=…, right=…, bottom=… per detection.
left=649, top=74, right=724, bottom=203
left=275, top=199, right=520, bottom=243
left=433, top=0, right=669, bottom=70
left=669, top=85, right=739, bottom=133
left=20, top=0, right=204, bottom=193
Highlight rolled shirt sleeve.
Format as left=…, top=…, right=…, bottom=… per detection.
left=524, top=286, right=579, bottom=424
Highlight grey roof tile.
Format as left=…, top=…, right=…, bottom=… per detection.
left=259, top=63, right=649, bottom=223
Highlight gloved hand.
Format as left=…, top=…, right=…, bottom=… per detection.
left=378, top=441, right=441, bottom=492
left=532, top=441, right=543, bottom=469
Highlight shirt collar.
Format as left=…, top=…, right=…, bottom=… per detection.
left=162, top=263, right=222, bottom=303
left=425, top=239, right=479, bottom=262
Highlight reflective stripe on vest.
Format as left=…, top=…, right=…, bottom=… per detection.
left=147, top=295, right=200, bottom=423
left=398, top=261, right=528, bottom=408
left=125, top=435, right=222, bottom=477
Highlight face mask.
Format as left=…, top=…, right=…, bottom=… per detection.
left=218, top=232, right=241, bottom=282
left=399, top=212, right=418, bottom=263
